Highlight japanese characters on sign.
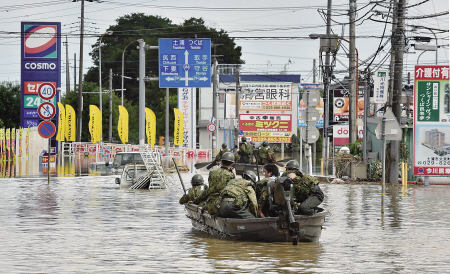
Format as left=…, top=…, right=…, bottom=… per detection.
left=373, top=70, right=388, bottom=104
left=414, top=65, right=450, bottom=176
left=238, top=114, right=292, bottom=143
left=177, top=87, right=196, bottom=149
left=21, top=22, right=61, bottom=128
left=239, top=82, right=293, bottom=111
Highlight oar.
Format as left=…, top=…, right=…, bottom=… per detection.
left=172, top=158, right=186, bottom=194
left=253, top=150, right=260, bottom=182
left=194, top=161, right=213, bottom=169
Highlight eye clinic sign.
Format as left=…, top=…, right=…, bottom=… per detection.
left=21, top=22, right=61, bottom=128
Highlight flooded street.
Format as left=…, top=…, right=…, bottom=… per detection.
left=0, top=175, right=448, bottom=272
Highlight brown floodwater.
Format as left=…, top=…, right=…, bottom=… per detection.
left=0, top=175, right=448, bottom=272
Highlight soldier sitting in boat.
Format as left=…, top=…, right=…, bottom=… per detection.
left=194, top=152, right=236, bottom=215
left=256, top=140, right=275, bottom=165
left=238, top=137, right=254, bottom=164
left=282, top=160, right=324, bottom=215
left=218, top=170, right=258, bottom=219
left=179, top=174, right=207, bottom=205
left=256, top=163, right=279, bottom=217
left=214, top=143, right=229, bottom=164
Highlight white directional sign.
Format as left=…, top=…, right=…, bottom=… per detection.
left=158, top=38, right=211, bottom=88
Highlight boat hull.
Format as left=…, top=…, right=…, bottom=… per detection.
left=185, top=204, right=326, bottom=242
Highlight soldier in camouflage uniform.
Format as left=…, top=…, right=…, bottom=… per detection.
left=256, top=163, right=279, bottom=217
left=218, top=170, right=258, bottom=219
left=194, top=152, right=236, bottom=215
left=215, top=143, right=229, bottom=164
left=257, top=140, right=275, bottom=165
left=179, top=174, right=206, bottom=204
left=238, top=137, right=254, bottom=164
left=283, top=160, right=324, bottom=215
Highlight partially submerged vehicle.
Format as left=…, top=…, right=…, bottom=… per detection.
left=115, top=163, right=167, bottom=189
left=111, top=152, right=145, bottom=175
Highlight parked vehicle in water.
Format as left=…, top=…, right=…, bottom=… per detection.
left=111, top=152, right=144, bottom=175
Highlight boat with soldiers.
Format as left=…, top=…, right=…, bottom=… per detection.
left=183, top=175, right=327, bottom=244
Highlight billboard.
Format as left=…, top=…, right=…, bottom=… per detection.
left=332, top=124, right=364, bottom=153
left=413, top=65, right=450, bottom=176
left=238, top=114, right=292, bottom=143
left=373, top=69, right=388, bottom=104
left=239, top=82, right=293, bottom=111
left=21, top=22, right=61, bottom=128
left=333, top=88, right=364, bottom=122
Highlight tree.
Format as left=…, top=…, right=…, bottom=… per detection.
left=82, top=13, right=243, bottom=143
left=0, top=82, right=20, bottom=128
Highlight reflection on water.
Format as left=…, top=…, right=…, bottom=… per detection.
left=0, top=176, right=449, bottom=272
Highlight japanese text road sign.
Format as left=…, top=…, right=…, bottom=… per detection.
left=38, top=120, right=56, bottom=139
left=158, top=38, right=211, bottom=88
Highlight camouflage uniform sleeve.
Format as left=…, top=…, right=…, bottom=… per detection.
left=246, top=186, right=258, bottom=216
left=179, top=188, right=194, bottom=204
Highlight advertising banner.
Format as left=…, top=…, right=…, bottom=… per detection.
left=238, top=113, right=292, bottom=143
left=298, top=83, right=324, bottom=127
left=333, top=88, right=364, bottom=122
left=333, top=124, right=364, bottom=153
left=239, top=82, right=293, bottom=111
left=21, top=22, right=61, bottom=128
left=177, top=87, right=196, bottom=149
left=173, top=108, right=184, bottom=146
left=413, top=65, right=450, bottom=176
left=145, top=108, right=156, bottom=147
left=117, top=105, right=129, bottom=144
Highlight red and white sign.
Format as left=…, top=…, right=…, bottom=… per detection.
left=239, top=114, right=291, bottom=132
left=208, top=123, right=216, bottom=133
left=38, top=82, right=56, bottom=100
left=197, top=150, right=209, bottom=159
left=38, top=102, right=56, bottom=120
left=333, top=125, right=364, bottom=146
left=239, top=82, right=293, bottom=111
left=24, top=81, right=57, bottom=95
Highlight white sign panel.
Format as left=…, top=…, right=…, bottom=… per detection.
left=373, top=69, right=388, bottom=104
left=178, top=87, right=196, bottom=149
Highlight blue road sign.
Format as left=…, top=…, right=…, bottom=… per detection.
left=38, top=120, right=56, bottom=139
left=158, top=38, right=211, bottom=88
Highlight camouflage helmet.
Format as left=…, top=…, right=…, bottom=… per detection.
left=262, top=140, right=269, bottom=147
left=241, top=136, right=247, bottom=142
left=222, top=143, right=227, bottom=149
left=221, top=152, right=235, bottom=163
left=285, top=160, right=300, bottom=171
left=191, top=174, right=204, bottom=186
left=242, top=170, right=257, bottom=183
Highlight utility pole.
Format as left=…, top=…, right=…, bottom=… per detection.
left=65, top=36, right=70, bottom=93
left=77, top=0, right=85, bottom=142
left=313, top=59, right=317, bottom=83
left=165, top=88, right=169, bottom=156
left=321, top=0, right=332, bottom=176
left=388, top=0, right=406, bottom=183
left=349, top=0, right=357, bottom=145
left=235, top=65, right=240, bottom=149
left=388, top=0, right=398, bottom=105
left=138, top=39, right=146, bottom=146
left=212, top=57, right=218, bottom=158
left=74, top=53, right=77, bottom=90
left=109, top=68, right=113, bottom=143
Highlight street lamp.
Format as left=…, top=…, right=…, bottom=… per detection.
left=98, top=30, right=113, bottom=141
left=412, top=27, right=438, bottom=65
left=121, top=40, right=139, bottom=106
left=413, top=43, right=438, bottom=64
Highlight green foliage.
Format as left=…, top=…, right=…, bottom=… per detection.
left=0, top=82, right=20, bottom=128
left=368, top=160, right=382, bottom=180
left=349, top=140, right=363, bottom=157
left=83, top=13, right=243, bottom=143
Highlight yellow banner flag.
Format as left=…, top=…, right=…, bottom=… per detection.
left=56, top=102, right=65, bottom=141
left=173, top=108, right=184, bottom=147
left=65, top=104, right=76, bottom=141
left=26, top=127, right=29, bottom=157
left=6, top=128, right=10, bottom=150
left=19, top=128, right=23, bottom=157
left=145, top=108, right=156, bottom=147
left=0, top=128, right=4, bottom=155
left=117, top=105, right=129, bottom=144
left=88, top=105, right=102, bottom=144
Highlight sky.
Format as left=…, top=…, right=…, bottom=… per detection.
left=0, top=0, right=448, bottom=92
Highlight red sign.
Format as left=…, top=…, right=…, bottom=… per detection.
left=185, top=150, right=195, bottom=158
left=414, top=65, right=449, bottom=80
left=197, top=150, right=208, bottom=158
left=239, top=114, right=292, bottom=132
left=24, top=81, right=57, bottom=95
left=208, top=123, right=216, bottom=133
left=37, top=121, right=56, bottom=139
